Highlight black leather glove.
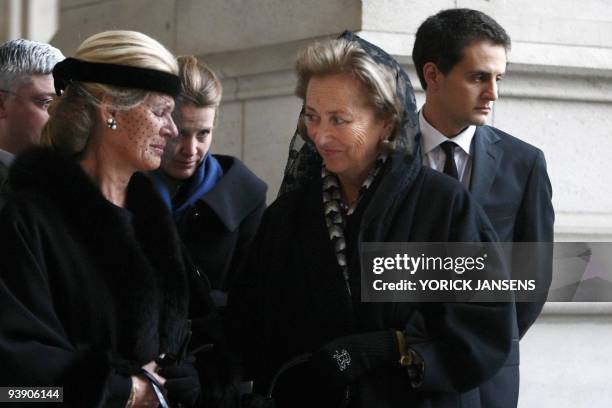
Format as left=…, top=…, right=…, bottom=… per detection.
left=160, top=355, right=202, bottom=408
left=309, top=330, right=399, bottom=389
left=241, top=393, right=277, bottom=408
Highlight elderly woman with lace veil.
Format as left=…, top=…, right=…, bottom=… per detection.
left=0, top=31, right=221, bottom=408
left=228, top=32, right=513, bottom=408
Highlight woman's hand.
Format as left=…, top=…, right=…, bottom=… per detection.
left=309, top=330, right=400, bottom=388
left=128, top=361, right=167, bottom=408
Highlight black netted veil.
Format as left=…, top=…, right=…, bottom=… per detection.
left=277, top=30, right=420, bottom=197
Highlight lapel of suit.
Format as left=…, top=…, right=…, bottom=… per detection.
left=0, top=161, right=9, bottom=189
left=470, top=126, right=503, bottom=202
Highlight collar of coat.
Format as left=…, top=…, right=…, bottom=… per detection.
left=358, top=149, right=423, bottom=235
left=199, top=155, right=267, bottom=231
left=9, top=147, right=190, bottom=368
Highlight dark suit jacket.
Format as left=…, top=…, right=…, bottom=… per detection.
left=469, top=125, right=554, bottom=408
left=470, top=125, right=554, bottom=334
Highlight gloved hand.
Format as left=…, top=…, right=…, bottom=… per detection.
left=159, top=355, right=201, bottom=408
left=241, top=393, right=277, bottom=408
left=309, top=330, right=400, bottom=388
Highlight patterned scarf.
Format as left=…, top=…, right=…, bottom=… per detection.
left=322, top=153, right=388, bottom=296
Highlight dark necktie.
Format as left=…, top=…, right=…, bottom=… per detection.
left=440, top=141, right=459, bottom=180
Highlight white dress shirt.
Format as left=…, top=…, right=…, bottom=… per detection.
left=419, top=110, right=476, bottom=189
left=0, top=148, right=14, bottom=168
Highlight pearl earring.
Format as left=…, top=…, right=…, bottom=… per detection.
left=106, top=117, right=117, bottom=130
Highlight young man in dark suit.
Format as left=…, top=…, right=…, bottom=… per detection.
left=413, top=8, right=554, bottom=408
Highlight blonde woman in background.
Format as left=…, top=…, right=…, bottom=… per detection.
left=151, top=56, right=266, bottom=310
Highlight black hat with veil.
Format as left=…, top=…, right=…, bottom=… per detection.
left=278, top=30, right=420, bottom=197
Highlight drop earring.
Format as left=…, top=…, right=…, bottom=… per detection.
left=106, top=117, right=117, bottom=130
left=380, top=133, right=393, bottom=150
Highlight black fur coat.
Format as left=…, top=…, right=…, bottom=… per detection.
left=0, top=148, right=227, bottom=407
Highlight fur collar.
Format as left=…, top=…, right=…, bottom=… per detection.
left=10, top=147, right=190, bottom=368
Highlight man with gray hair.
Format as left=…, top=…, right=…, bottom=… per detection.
left=0, top=38, right=64, bottom=208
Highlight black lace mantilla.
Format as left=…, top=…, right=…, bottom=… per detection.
left=278, top=30, right=419, bottom=198
left=277, top=31, right=421, bottom=296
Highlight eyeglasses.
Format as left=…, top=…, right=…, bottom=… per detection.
left=0, top=89, right=55, bottom=110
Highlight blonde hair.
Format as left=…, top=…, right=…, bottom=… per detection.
left=42, top=30, right=178, bottom=155
left=295, top=38, right=402, bottom=143
left=177, top=56, right=222, bottom=107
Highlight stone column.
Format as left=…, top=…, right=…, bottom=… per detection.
left=1, top=0, right=59, bottom=43
left=22, top=0, right=59, bottom=43
left=0, top=0, right=22, bottom=42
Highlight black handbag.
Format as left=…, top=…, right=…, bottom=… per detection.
left=241, top=354, right=350, bottom=408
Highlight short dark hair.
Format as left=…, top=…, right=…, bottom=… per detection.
left=412, top=8, right=511, bottom=90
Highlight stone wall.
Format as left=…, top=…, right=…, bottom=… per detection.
left=47, top=1, right=612, bottom=242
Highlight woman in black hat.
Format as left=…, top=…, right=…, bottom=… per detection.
left=0, top=31, right=215, bottom=408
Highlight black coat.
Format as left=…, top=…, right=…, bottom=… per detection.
left=0, top=148, right=218, bottom=407
left=175, top=155, right=267, bottom=302
left=0, top=159, right=9, bottom=210
left=228, top=153, right=514, bottom=408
